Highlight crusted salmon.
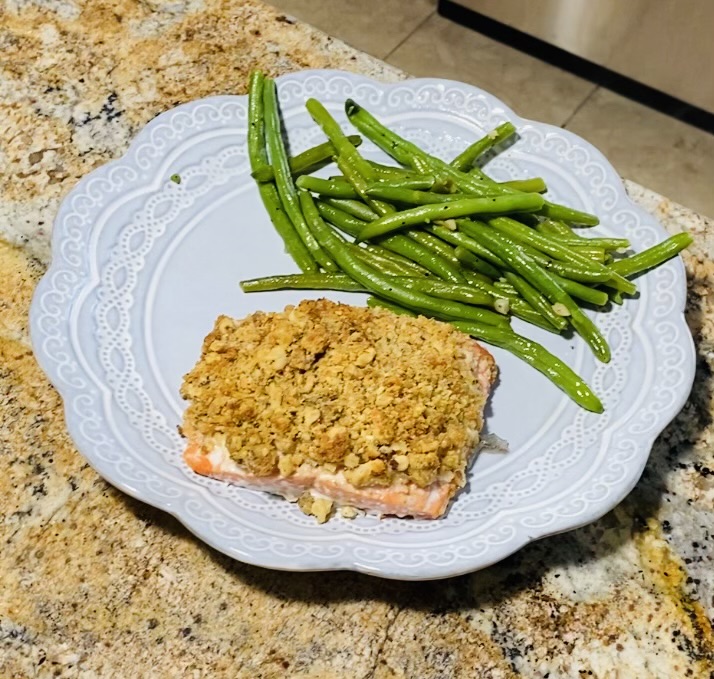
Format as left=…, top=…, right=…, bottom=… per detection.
left=180, top=299, right=496, bottom=521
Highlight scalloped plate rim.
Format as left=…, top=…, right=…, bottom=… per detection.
left=29, top=69, right=696, bottom=580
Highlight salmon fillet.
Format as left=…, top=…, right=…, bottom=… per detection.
left=180, top=299, right=496, bottom=521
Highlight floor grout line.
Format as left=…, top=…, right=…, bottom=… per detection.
left=561, top=83, right=599, bottom=129
left=382, top=8, right=436, bottom=62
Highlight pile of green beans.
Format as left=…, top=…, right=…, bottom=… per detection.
left=243, top=71, right=693, bottom=412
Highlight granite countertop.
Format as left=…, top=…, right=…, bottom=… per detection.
left=1, top=1, right=713, bottom=676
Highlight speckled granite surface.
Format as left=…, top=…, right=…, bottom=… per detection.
left=1, top=1, right=713, bottom=676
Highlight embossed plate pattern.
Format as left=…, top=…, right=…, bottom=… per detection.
left=30, top=71, right=695, bottom=579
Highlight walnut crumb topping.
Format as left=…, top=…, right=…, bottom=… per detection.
left=181, top=299, right=492, bottom=489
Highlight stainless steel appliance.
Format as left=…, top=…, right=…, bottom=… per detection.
left=441, top=0, right=714, bottom=115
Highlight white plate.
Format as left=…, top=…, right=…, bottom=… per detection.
left=30, top=70, right=694, bottom=580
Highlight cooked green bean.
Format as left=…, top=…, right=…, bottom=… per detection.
left=504, top=272, right=568, bottom=331
left=450, top=122, right=517, bottom=172
left=550, top=236, right=629, bottom=251
left=314, top=201, right=465, bottom=283
left=263, top=79, right=337, bottom=271
left=251, top=135, right=362, bottom=182
left=371, top=175, right=438, bottom=191
left=349, top=243, right=420, bottom=276
left=609, top=233, right=692, bottom=278
left=462, top=270, right=495, bottom=287
left=494, top=280, right=519, bottom=297
left=499, top=178, right=548, bottom=193
left=393, top=277, right=495, bottom=308
left=241, top=273, right=363, bottom=293
left=509, top=303, right=563, bottom=333
left=344, top=99, right=600, bottom=226
left=550, top=274, right=609, bottom=306
left=306, top=98, right=375, bottom=181
left=540, top=202, right=600, bottom=226
left=358, top=194, right=545, bottom=241
left=367, top=160, right=413, bottom=179
left=453, top=220, right=610, bottom=283
left=564, top=245, right=607, bottom=262
left=334, top=154, right=394, bottom=218
left=536, top=219, right=577, bottom=238
left=454, top=247, right=503, bottom=279
left=296, top=175, right=359, bottom=198
left=320, top=197, right=379, bottom=221
left=464, top=274, right=558, bottom=331
left=247, top=72, right=317, bottom=273
left=408, top=231, right=460, bottom=264
left=366, top=186, right=468, bottom=205
left=300, top=191, right=510, bottom=327
left=488, top=217, right=636, bottom=294
left=431, top=223, right=507, bottom=267
left=468, top=223, right=611, bottom=362
left=362, top=244, right=431, bottom=276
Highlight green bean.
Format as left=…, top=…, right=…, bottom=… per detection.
left=247, top=71, right=317, bottom=273
left=494, top=280, right=519, bottom=297
left=451, top=322, right=603, bottom=412
left=504, top=272, right=567, bottom=331
left=315, top=201, right=465, bottom=283
left=334, top=154, right=394, bottom=218
left=488, top=217, right=636, bottom=294
left=524, top=251, right=611, bottom=283
left=540, top=202, right=599, bottom=226
left=431, top=223, right=507, bottom=267
left=263, top=79, right=337, bottom=272
left=300, top=191, right=510, bottom=327
left=499, top=178, right=548, bottom=193
left=344, top=100, right=600, bottom=226
left=509, top=303, right=563, bottom=333
left=564, top=245, right=607, bottom=262
left=371, top=175, right=438, bottom=191
left=609, top=233, right=693, bottom=278
left=451, top=220, right=609, bottom=283
left=536, top=219, right=576, bottom=238
left=251, top=135, right=362, bottom=182
left=241, top=273, right=364, bottom=293
left=320, top=197, right=379, bottom=221
left=362, top=244, right=431, bottom=276
left=462, top=270, right=495, bottom=287
left=373, top=281, right=554, bottom=333
left=367, top=160, right=413, bottom=178
left=450, top=122, right=517, bottom=172
left=366, top=186, right=468, bottom=205
left=550, top=274, right=609, bottom=306
left=358, top=194, right=546, bottom=241
left=306, top=99, right=398, bottom=219
left=393, top=277, right=495, bottom=308
left=296, top=175, right=359, bottom=198
left=349, top=244, right=420, bottom=276
left=454, top=247, right=503, bottom=279
left=306, top=98, right=375, bottom=181
left=462, top=273, right=558, bottom=332
left=408, top=231, right=460, bottom=264
left=551, top=236, right=629, bottom=251
left=467, top=223, right=611, bottom=362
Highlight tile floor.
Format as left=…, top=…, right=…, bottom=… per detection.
left=269, top=0, right=714, bottom=218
